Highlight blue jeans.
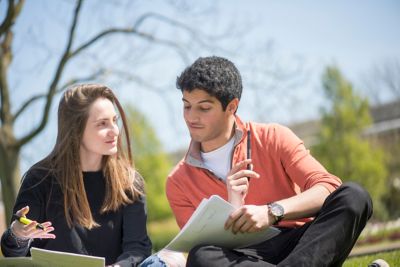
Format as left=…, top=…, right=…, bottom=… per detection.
left=139, top=254, right=167, bottom=267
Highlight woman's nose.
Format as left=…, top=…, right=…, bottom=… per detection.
left=109, top=123, right=119, bottom=136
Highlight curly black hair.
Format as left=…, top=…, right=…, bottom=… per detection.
left=176, top=56, right=242, bottom=111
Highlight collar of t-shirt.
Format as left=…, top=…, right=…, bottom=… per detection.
left=200, top=137, right=235, bottom=181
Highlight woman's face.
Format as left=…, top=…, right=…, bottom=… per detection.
left=80, top=97, right=119, bottom=166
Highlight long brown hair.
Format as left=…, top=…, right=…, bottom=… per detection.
left=34, top=84, right=143, bottom=229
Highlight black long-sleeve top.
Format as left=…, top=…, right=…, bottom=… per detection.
left=1, top=169, right=152, bottom=267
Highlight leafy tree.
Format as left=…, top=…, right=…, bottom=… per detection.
left=362, top=59, right=400, bottom=218
left=312, top=67, right=388, bottom=218
left=379, top=132, right=400, bottom=219
left=126, top=106, right=172, bottom=221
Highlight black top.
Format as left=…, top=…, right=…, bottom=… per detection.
left=1, top=169, right=152, bottom=267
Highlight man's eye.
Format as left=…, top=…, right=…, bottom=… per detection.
left=184, top=106, right=190, bottom=110
left=200, top=107, right=211, bottom=112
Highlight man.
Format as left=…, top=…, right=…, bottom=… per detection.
left=166, top=56, right=372, bottom=266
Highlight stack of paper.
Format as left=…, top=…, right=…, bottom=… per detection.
left=165, top=195, right=280, bottom=252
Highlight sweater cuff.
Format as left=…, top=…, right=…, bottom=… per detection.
left=1, top=227, right=31, bottom=257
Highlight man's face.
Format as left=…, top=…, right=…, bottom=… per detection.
left=182, top=89, right=236, bottom=152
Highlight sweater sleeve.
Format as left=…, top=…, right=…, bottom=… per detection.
left=114, top=195, right=152, bottom=267
left=275, top=124, right=342, bottom=193
left=1, top=170, right=47, bottom=257
left=1, top=227, right=31, bottom=257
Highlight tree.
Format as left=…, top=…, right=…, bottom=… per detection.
left=361, top=59, right=400, bottom=218
left=312, top=66, right=388, bottom=218
left=363, top=59, right=400, bottom=104
left=0, top=0, right=307, bottom=226
left=0, top=0, right=223, bottom=224
left=126, top=106, right=172, bottom=221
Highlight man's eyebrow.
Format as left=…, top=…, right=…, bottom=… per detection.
left=182, top=98, right=215, bottom=104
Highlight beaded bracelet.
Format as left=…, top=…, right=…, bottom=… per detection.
left=7, top=226, right=32, bottom=248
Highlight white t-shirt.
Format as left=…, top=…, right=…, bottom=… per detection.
left=200, top=137, right=235, bottom=181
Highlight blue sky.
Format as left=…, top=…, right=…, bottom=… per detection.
left=2, top=0, right=400, bottom=172
left=244, top=1, right=400, bottom=77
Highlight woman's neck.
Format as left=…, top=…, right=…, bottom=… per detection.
left=80, top=150, right=102, bottom=172
left=81, top=159, right=102, bottom=172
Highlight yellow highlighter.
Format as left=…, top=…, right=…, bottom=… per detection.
left=14, top=214, right=45, bottom=230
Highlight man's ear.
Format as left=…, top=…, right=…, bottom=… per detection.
left=227, top=98, right=239, bottom=114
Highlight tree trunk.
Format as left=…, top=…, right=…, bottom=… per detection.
left=0, top=145, right=20, bottom=225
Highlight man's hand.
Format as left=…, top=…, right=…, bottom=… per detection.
left=224, top=204, right=274, bottom=234
left=226, top=159, right=259, bottom=208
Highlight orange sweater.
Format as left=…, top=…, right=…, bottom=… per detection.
left=166, top=116, right=342, bottom=229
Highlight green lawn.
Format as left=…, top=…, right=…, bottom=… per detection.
left=344, top=250, right=400, bottom=266
left=148, top=217, right=180, bottom=251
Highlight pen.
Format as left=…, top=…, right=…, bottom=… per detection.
left=247, top=130, right=251, bottom=179
left=14, top=214, right=45, bottom=230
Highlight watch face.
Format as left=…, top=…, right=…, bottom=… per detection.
left=271, top=204, right=284, bottom=217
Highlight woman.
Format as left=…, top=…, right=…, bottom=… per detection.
left=1, top=84, right=169, bottom=266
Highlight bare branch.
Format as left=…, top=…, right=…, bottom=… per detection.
left=111, top=69, right=166, bottom=93
left=15, top=0, right=83, bottom=148
left=0, top=0, right=24, bottom=36
left=111, top=69, right=178, bottom=128
left=69, top=27, right=190, bottom=63
left=13, top=69, right=106, bottom=121
left=364, top=59, right=400, bottom=104
left=134, top=12, right=197, bottom=34
left=69, top=11, right=232, bottom=64
left=0, top=0, right=24, bottom=126
left=381, top=60, right=400, bottom=97
left=133, top=12, right=223, bottom=51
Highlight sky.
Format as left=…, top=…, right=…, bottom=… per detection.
left=2, top=0, right=400, bottom=172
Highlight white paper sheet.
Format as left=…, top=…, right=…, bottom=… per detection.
left=0, top=247, right=105, bottom=267
left=165, top=195, right=281, bottom=252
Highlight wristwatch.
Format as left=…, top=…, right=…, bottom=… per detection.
left=267, top=202, right=284, bottom=224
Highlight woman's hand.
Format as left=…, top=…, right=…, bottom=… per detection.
left=11, top=206, right=56, bottom=240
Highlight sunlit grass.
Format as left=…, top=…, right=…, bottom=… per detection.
left=344, top=250, right=400, bottom=266
left=148, top=217, right=180, bottom=251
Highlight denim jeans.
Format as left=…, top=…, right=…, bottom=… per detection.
left=139, top=254, right=167, bottom=267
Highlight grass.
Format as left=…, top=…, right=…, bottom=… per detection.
left=344, top=250, right=400, bottom=266
left=148, top=217, right=180, bottom=251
